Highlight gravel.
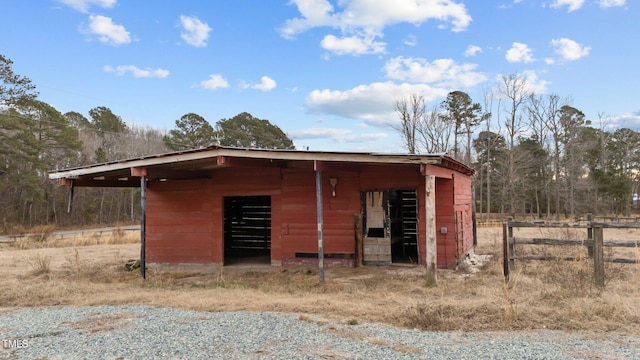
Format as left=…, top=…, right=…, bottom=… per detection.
left=1, top=305, right=639, bottom=359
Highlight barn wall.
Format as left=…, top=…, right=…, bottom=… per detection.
left=146, top=178, right=215, bottom=264
left=280, top=169, right=361, bottom=266
left=435, top=178, right=456, bottom=268
left=209, top=167, right=282, bottom=264
left=453, top=173, right=475, bottom=257
left=145, top=161, right=474, bottom=270
left=419, top=165, right=474, bottom=269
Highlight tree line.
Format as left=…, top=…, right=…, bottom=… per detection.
left=3, top=53, right=637, bottom=232
left=394, top=73, right=640, bottom=220
left=0, top=55, right=292, bottom=233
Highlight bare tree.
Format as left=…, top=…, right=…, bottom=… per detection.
left=392, top=94, right=425, bottom=154
left=499, top=72, right=532, bottom=216
left=477, top=88, right=497, bottom=220
left=417, top=104, right=454, bottom=154
left=528, top=93, right=562, bottom=219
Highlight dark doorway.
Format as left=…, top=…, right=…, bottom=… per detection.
left=361, top=189, right=418, bottom=265
left=389, top=190, right=419, bottom=263
left=224, top=196, right=271, bottom=264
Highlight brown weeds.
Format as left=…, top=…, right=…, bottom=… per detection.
left=0, top=227, right=639, bottom=333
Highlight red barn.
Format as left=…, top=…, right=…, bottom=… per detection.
left=49, top=146, right=475, bottom=272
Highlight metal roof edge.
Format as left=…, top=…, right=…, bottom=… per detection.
left=48, top=146, right=469, bottom=180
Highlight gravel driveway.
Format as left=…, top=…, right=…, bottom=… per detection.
left=1, top=305, right=639, bottom=359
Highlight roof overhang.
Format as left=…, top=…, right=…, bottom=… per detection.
left=49, top=146, right=474, bottom=187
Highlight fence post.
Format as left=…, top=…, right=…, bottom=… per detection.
left=587, top=213, right=594, bottom=258
left=502, top=222, right=510, bottom=283
left=507, top=217, right=515, bottom=270
left=593, top=226, right=604, bottom=287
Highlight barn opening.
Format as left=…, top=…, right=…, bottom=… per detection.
left=223, top=196, right=271, bottom=265
left=362, top=189, right=418, bottom=265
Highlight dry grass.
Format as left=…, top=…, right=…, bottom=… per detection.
left=0, top=227, right=639, bottom=333
left=10, top=228, right=139, bottom=250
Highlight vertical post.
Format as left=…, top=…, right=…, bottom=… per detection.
left=424, top=174, right=437, bottom=285
left=140, top=175, right=147, bottom=280
left=315, top=169, right=325, bottom=283
left=354, top=213, right=363, bottom=267
left=587, top=213, right=594, bottom=258
left=472, top=184, right=478, bottom=247
left=507, top=217, right=515, bottom=270
left=503, top=222, right=510, bottom=283
left=593, top=226, right=604, bottom=287
left=67, top=180, right=75, bottom=214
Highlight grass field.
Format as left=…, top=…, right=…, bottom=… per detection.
left=1, top=226, right=639, bottom=333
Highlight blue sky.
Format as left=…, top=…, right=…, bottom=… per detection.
left=1, top=0, right=636, bottom=153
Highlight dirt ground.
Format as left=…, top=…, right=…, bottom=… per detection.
left=0, top=226, right=639, bottom=333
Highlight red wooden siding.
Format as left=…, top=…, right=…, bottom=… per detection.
left=146, top=179, right=215, bottom=264
left=454, top=174, right=474, bottom=256
left=145, top=161, right=474, bottom=270
left=435, top=178, right=456, bottom=268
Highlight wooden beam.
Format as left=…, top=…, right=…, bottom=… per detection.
left=421, top=164, right=453, bottom=179
left=146, top=169, right=211, bottom=180
left=140, top=175, right=147, bottom=280
left=316, top=169, right=325, bottom=283
left=215, top=156, right=287, bottom=169
left=424, top=174, right=437, bottom=285
left=511, top=237, right=640, bottom=247
left=130, top=166, right=147, bottom=177
left=58, top=178, right=74, bottom=187
left=70, top=179, right=141, bottom=188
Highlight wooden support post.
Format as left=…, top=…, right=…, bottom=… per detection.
left=587, top=213, right=594, bottom=258
left=315, top=169, right=325, bottom=283
left=503, top=222, right=510, bottom=283
left=140, top=175, right=147, bottom=280
left=593, top=226, right=604, bottom=287
left=424, top=174, right=437, bottom=285
left=507, top=217, right=515, bottom=270
left=67, top=180, right=75, bottom=214
left=354, top=213, right=363, bottom=267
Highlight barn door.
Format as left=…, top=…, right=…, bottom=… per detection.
left=362, top=191, right=391, bottom=264
left=223, top=196, right=271, bottom=264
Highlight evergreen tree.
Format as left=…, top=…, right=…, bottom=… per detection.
left=163, top=113, right=216, bottom=151
left=215, top=112, right=294, bottom=149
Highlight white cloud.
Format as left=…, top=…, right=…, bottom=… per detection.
left=320, top=34, right=386, bottom=55
left=248, top=76, right=277, bottom=91
left=280, top=0, right=472, bottom=55
left=522, top=70, right=550, bottom=94
left=550, top=0, right=585, bottom=12
left=505, top=42, right=535, bottom=63
left=200, top=74, right=229, bottom=90
left=598, top=0, right=626, bottom=7
left=180, top=15, right=211, bottom=47
left=384, top=56, right=487, bottom=88
left=403, top=35, right=417, bottom=47
left=279, top=0, right=339, bottom=39
left=103, top=65, right=169, bottom=78
left=550, top=38, right=590, bottom=61
left=288, top=127, right=388, bottom=143
left=465, top=45, right=482, bottom=57
left=305, top=81, right=449, bottom=126
left=86, top=15, right=131, bottom=46
left=56, top=0, right=116, bottom=13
